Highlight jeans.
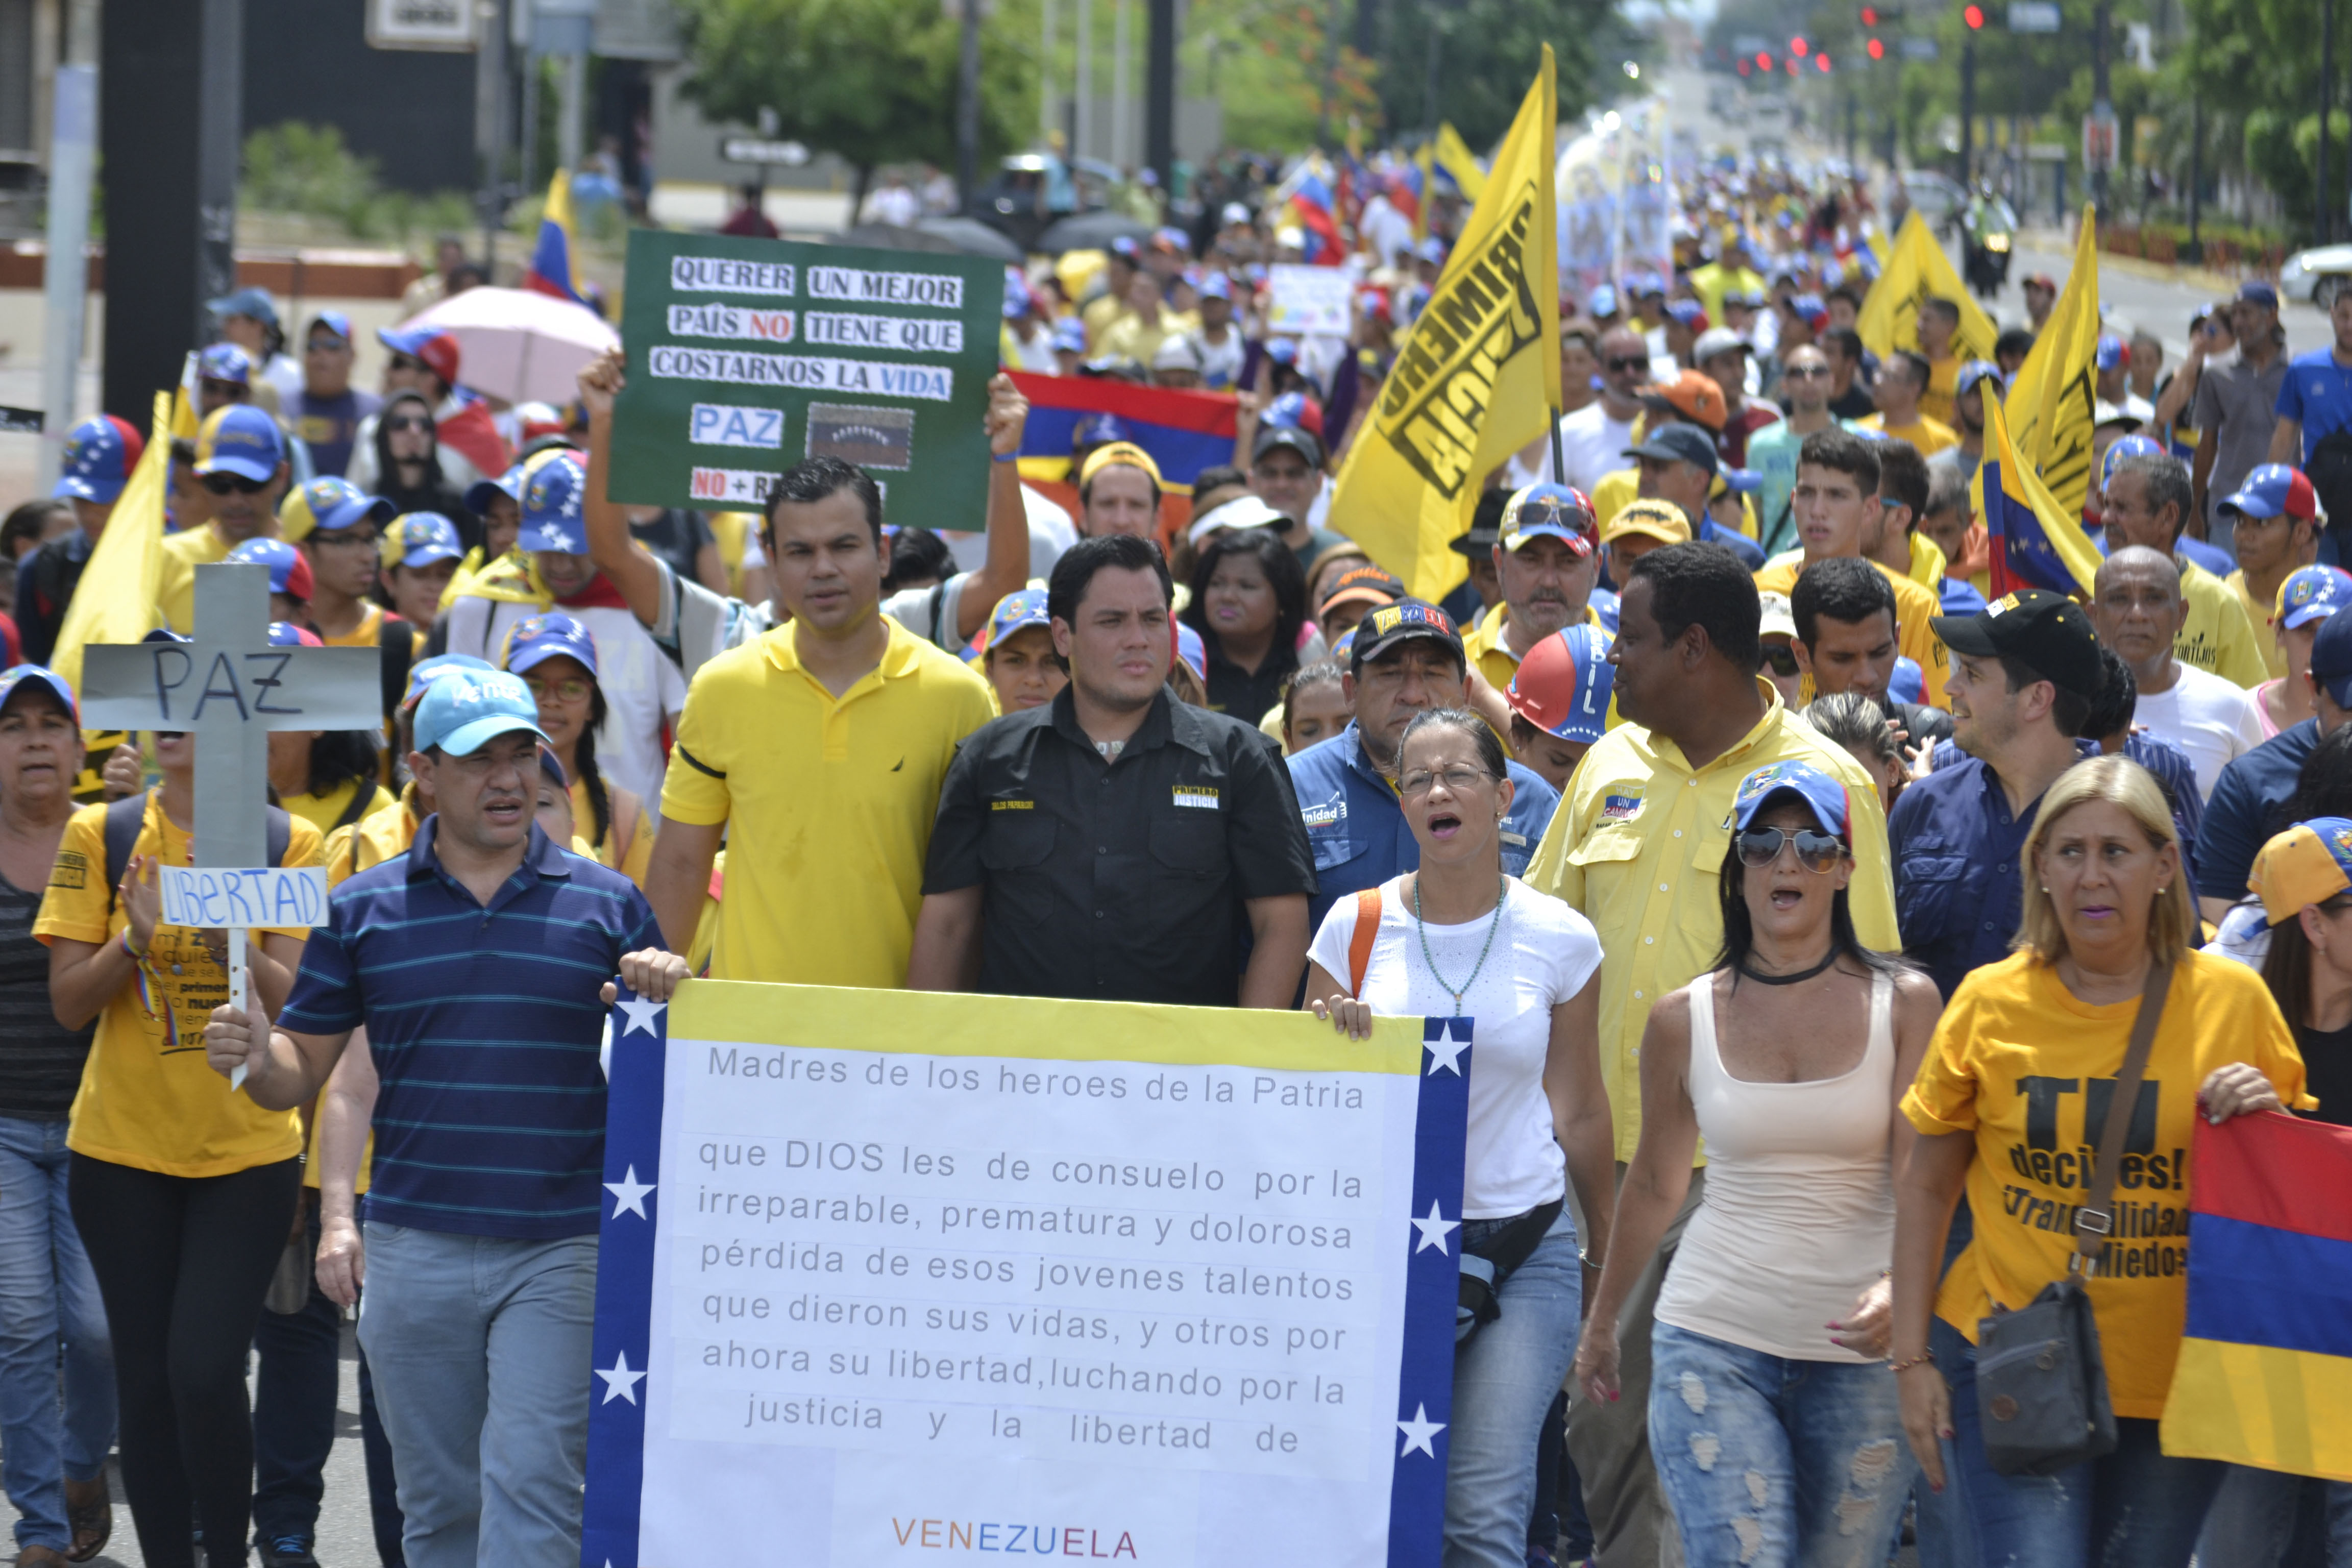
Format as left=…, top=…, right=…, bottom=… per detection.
left=2195, top=1465, right=2352, bottom=1567
left=252, top=1192, right=339, bottom=1547
left=1646, top=1321, right=1913, bottom=1568
left=1448, top=1211, right=1585, bottom=1568
left=0, top=1116, right=114, bottom=1552
left=1928, top=1315, right=2224, bottom=1567
left=358, top=1222, right=596, bottom=1568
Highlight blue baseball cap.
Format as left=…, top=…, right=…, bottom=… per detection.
left=0, top=665, right=78, bottom=722
left=2277, top=565, right=2352, bottom=631
left=2308, top=609, right=2352, bottom=708
left=1498, top=482, right=1599, bottom=557
left=501, top=611, right=599, bottom=679
left=1002, top=271, right=1033, bottom=320
left=1505, top=623, right=1614, bottom=744
left=1718, top=467, right=1762, bottom=495
left=51, top=415, right=141, bottom=504
left=197, top=342, right=252, bottom=387
left=1050, top=316, right=1089, bottom=355
left=2099, top=434, right=2164, bottom=489
left=1664, top=298, right=1709, bottom=331
left=401, top=652, right=496, bottom=710
left=306, top=310, right=354, bottom=345
left=413, top=668, right=551, bottom=757
left=265, top=621, right=324, bottom=649
left=2095, top=333, right=2126, bottom=371
left=1955, top=360, right=2005, bottom=399
left=1890, top=654, right=1925, bottom=705
left=381, top=511, right=466, bottom=571
left=2220, top=463, right=2321, bottom=523
left=1587, top=284, right=1619, bottom=318
left=278, top=475, right=395, bottom=542
left=2237, top=280, right=2281, bottom=310
left=1731, top=760, right=1851, bottom=840
left=208, top=286, right=279, bottom=329
left=1196, top=273, right=1233, bottom=302
left=193, top=404, right=284, bottom=482
left=1415, top=236, right=1448, bottom=266
left=227, top=537, right=313, bottom=601
left=518, top=453, right=590, bottom=556
left=973, top=587, right=1052, bottom=663
left=1108, top=235, right=1140, bottom=260
left=465, top=460, right=532, bottom=519
left=1174, top=621, right=1208, bottom=681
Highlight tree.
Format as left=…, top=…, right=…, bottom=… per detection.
left=674, top=0, right=1035, bottom=211
left=1368, top=0, right=1634, bottom=147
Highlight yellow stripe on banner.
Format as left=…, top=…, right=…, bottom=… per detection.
left=670, top=982, right=1428, bottom=1076
left=2162, top=1338, right=2352, bottom=1482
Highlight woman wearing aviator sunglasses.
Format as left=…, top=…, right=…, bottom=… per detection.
left=1575, top=760, right=1942, bottom=1568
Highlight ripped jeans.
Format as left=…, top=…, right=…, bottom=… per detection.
left=1647, top=1321, right=1913, bottom=1568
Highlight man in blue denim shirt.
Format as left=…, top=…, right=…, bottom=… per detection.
left=1888, top=590, right=2105, bottom=999
left=1285, top=598, right=1559, bottom=933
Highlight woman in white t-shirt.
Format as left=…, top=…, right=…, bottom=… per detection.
left=1303, top=708, right=1615, bottom=1568
left=1572, top=761, right=1941, bottom=1568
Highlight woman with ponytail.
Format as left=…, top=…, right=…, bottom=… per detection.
left=500, top=614, right=652, bottom=886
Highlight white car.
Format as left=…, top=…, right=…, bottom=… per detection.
left=2279, top=244, right=2352, bottom=304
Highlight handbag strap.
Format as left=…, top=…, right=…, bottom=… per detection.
left=2072, top=960, right=2172, bottom=1274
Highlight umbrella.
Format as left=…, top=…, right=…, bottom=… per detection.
left=835, top=223, right=966, bottom=255
left=1036, top=211, right=1154, bottom=255
left=403, top=286, right=619, bottom=407
left=916, top=215, right=1026, bottom=263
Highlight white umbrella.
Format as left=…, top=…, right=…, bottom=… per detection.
left=402, top=286, right=620, bottom=406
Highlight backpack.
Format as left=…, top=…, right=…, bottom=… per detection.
left=104, top=792, right=292, bottom=915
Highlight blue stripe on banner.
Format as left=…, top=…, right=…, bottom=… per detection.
left=581, top=989, right=666, bottom=1568
left=2184, top=1212, right=2352, bottom=1360
left=1389, top=1016, right=1472, bottom=1568
left=1018, top=406, right=1235, bottom=488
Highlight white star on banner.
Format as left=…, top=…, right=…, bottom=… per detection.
left=617, top=996, right=666, bottom=1036
left=597, top=1351, right=646, bottom=1405
left=1424, top=1028, right=1468, bottom=1077
left=604, top=1166, right=655, bottom=1220
left=1410, top=1199, right=1458, bottom=1255
left=1397, top=1403, right=1446, bottom=1458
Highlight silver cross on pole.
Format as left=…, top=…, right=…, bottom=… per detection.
left=79, top=561, right=382, bottom=1083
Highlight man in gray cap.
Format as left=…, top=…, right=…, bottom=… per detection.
left=1694, top=326, right=1783, bottom=469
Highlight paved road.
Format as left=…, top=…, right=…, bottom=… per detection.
left=1968, top=236, right=2332, bottom=370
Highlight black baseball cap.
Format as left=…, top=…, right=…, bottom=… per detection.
left=1349, top=598, right=1465, bottom=672
left=1450, top=488, right=1510, bottom=558
left=1252, top=424, right=1325, bottom=469
left=1932, top=589, right=2108, bottom=699
left=1624, top=424, right=1721, bottom=477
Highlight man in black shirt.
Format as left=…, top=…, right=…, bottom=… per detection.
left=909, top=534, right=1317, bottom=1006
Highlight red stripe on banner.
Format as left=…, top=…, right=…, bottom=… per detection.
left=2193, top=1111, right=2352, bottom=1245
left=1009, top=372, right=1239, bottom=438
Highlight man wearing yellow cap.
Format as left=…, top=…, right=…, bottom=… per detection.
left=157, top=406, right=291, bottom=633
left=1075, top=443, right=1164, bottom=541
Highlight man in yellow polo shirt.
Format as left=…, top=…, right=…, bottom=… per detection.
left=1524, top=539, right=1897, bottom=1568
left=158, top=405, right=290, bottom=632
left=1752, top=428, right=1951, bottom=707
left=650, top=458, right=997, bottom=986
left=1460, top=482, right=1608, bottom=693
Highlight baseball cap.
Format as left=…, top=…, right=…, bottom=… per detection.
left=278, top=475, right=395, bottom=542
left=1692, top=327, right=1748, bottom=364
left=519, top=453, right=591, bottom=555
left=1890, top=655, right=1925, bottom=705
left=2023, top=273, right=2058, bottom=292
left=1252, top=424, right=1325, bottom=469
left=2311, top=607, right=2352, bottom=707
left=1317, top=564, right=1407, bottom=615
left=1348, top=598, right=1462, bottom=672
left=1186, top=493, right=1285, bottom=548
left=227, top=537, right=314, bottom=602
left=412, top=669, right=551, bottom=757
left=1049, top=316, right=1089, bottom=355
left=2095, top=333, right=2127, bottom=371
left=1197, top=273, right=1233, bottom=302
left=197, top=342, right=252, bottom=387
left=2220, top=463, right=2322, bottom=522
left=1665, top=299, right=1709, bottom=333
left=1001, top=274, right=1033, bottom=320
left=465, top=461, right=529, bottom=518
left=2237, top=280, right=2281, bottom=310
left=502, top=611, right=600, bottom=679
left=1071, top=412, right=1130, bottom=452
left=1712, top=467, right=1762, bottom=499
left=1265, top=390, right=1325, bottom=437
left=1600, top=498, right=1695, bottom=547
left=539, top=746, right=570, bottom=789
left=401, top=652, right=497, bottom=711
left=265, top=621, right=324, bottom=649
left=0, top=665, right=78, bottom=723
left=1587, top=284, right=1619, bottom=318
left=1220, top=202, right=1251, bottom=226
left=1955, top=360, right=2005, bottom=399
left=307, top=310, right=354, bottom=346
left=1789, top=294, right=1830, bottom=332
left=1757, top=590, right=1798, bottom=641
left=1932, top=589, right=2107, bottom=699
left=1625, top=423, right=1721, bottom=476
left=1504, top=623, right=1614, bottom=744
left=2099, top=434, right=2164, bottom=489
left=2276, top=565, right=2352, bottom=630
left=1731, top=759, right=1850, bottom=841
left=1152, top=335, right=1204, bottom=373
left=1108, top=235, right=1140, bottom=260
left=1415, top=236, right=1448, bottom=266
left=51, top=415, right=143, bottom=504
left=2093, top=400, right=2144, bottom=431
left=381, top=511, right=467, bottom=571
left=1174, top=622, right=1208, bottom=681
left=974, top=587, right=1052, bottom=662
left=208, top=286, right=279, bottom=329
left=1628, top=271, right=1668, bottom=299
left=1077, top=441, right=1164, bottom=491
left=194, top=404, right=285, bottom=483
left=1498, top=482, right=1599, bottom=557
left=378, top=325, right=462, bottom=388
left=2251, top=818, right=2352, bottom=924
left=1639, top=370, right=1730, bottom=433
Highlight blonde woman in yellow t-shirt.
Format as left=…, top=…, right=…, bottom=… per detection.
left=35, top=719, right=324, bottom=1568
left=1889, top=756, right=2311, bottom=1567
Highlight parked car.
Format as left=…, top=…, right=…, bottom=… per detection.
left=2280, top=244, right=2352, bottom=304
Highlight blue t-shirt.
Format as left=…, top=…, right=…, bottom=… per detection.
left=279, top=818, right=659, bottom=1240
left=2275, top=349, right=2352, bottom=461
left=285, top=387, right=381, bottom=479
left=2197, top=719, right=2321, bottom=903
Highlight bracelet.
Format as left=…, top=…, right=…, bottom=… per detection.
left=119, top=929, right=145, bottom=962
left=1889, top=1351, right=1935, bottom=1373
left=991, top=450, right=1018, bottom=463
left=1578, top=1248, right=1605, bottom=1270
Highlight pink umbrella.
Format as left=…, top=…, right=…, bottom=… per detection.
left=402, top=286, right=620, bottom=406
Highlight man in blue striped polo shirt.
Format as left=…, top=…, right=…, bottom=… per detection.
left=204, top=669, right=677, bottom=1568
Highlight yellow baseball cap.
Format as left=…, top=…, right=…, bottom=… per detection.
left=1077, top=441, right=1163, bottom=490
left=2250, top=817, right=2352, bottom=926
left=1600, top=498, right=1693, bottom=547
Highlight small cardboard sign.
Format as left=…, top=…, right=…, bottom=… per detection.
left=158, top=866, right=331, bottom=931
left=1265, top=264, right=1356, bottom=338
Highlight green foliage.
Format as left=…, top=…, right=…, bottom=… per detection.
left=673, top=0, right=1035, bottom=177
left=1188, top=0, right=1380, bottom=151
left=1367, top=0, right=1631, bottom=146
left=241, top=122, right=473, bottom=242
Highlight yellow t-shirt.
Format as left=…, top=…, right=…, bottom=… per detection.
left=317, top=601, right=389, bottom=650
left=1922, top=355, right=1959, bottom=428
left=1524, top=682, right=1900, bottom=1161
left=1857, top=411, right=1960, bottom=457
left=572, top=778, right=654, bottom=889
left=2223, top=569, right=2290, bottom=682
left=1908, top=531, right=1948, bottom=594
left=707, top=511, right=764, bottom=599
left=157, top=524, right=234, bottom=634
left=1753, top=551, right=1950, bottom=707
left=2178, top=560, right=2271, bottom=690
left=36, top=793, right=323, bottom=1178
left=312, top=792, right=423, bottom=1195
left=1901, top=949, right=2312, bottom=1419
left=660, top=615, right=997, bottom=985
left=281, top=778, right=396, bottom=838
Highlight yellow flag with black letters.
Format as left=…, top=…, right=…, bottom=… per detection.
left=1330, top=48, right=1559, bottom=599
left=1856, top=210, right=1998, bottom=364
left=2002, top=206, right=2101, bottom=518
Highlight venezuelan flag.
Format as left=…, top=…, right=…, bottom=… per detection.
left=1285, top=170, right=1345, bottom=266
left=523, top=169, right=584, bottom=304
left=1008, top=372, right=1238, bottom=492
left=1971, top=385, right=2102, bottom=598
left=2161, top=1112, right=2352, bottom=1482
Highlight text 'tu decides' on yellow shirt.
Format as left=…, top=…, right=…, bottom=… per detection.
left=35, top=792, right=323, bottom=1178
left=2176, top=560, right=2273, bottom=690
left=1902, top=948, right=2312, bottom=1419
left=1753, top=550, right=1951, bottom=708
left=662, top=615, right=997, bottom=986
left=156, top=523, right=235, bottom=634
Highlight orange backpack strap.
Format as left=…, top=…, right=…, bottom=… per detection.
left=1348, top=886, right=1382, bottom=999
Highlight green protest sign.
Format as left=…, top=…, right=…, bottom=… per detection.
left=607, top=229, right=1001, bottom=525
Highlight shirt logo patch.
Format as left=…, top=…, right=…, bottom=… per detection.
left=1600, top=793, right=1643, bottom=822
left=1301, top=791, right=1347, bottom=829
left=991, top=799, right=1034, bottom=811
left=1172, top=786, right=1219, bottom=810
left=48, top=850, right=86, bottom=890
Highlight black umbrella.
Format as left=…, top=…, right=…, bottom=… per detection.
left=834, top=223, right=966, bottom=255
left=1036, top=210, right=1154, bottom=255
left=916, top=216, right=1026, bottom=263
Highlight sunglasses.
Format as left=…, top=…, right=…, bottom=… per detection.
left=388, top=354, right=428, bottom=373
left=1513, top=496, right=1593, bottom=537
left=201, top=472, right=268, bottom=496
left=1736, top=826, right=1845, bottom=874
left=1760, top=644, right=1800, bottom=677
left=1604, top=355, right=1648, bottom=374
left=1783, top=363, right=1831, bottom=380
left=384, top=415, right=431, bottom=434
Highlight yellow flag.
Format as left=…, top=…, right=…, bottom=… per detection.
left=2002, top=205, right=2102, bottom=518
left=53, top=393, right=169, bottom=695
left=1855, top=211, right=1998, bottom=364
left=1331, top=49, right=1558, bottom=600
left=1412, top=143, right=1434, bottom=241
left=1434, top=122, right=1488, bottom=203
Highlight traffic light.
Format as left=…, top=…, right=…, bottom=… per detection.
left=1790, top=35, right=1810, bottom=55
left=1964, top=4, right=1984, bottom=24
left=1867, top=36, right=1885, bottom=57
left=1860, top=5, right=1878, bottom=23
left=1756, top=50, right=1775, bottom=68
left=1816, top=51, right=1832, bottom=68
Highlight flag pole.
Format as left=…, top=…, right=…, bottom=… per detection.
left=1549, top=411, right=1565, bottom=484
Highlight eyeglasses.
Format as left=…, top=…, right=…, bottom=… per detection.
left=306, top=337, right=350, bottom=354
left=388, top=354, right=427, bottom=373
left=201, top=472, right=268, bottom=496
left=313, top=527, right=379, bottom=549
left=1736, top=826, right=1846, bottom=874
left=527, top=677, right=593, bottom=704
left=1604, top=355, right=1648, bottom=374
left=1760, top=644, right=1800, bottom=677
left=1399, top=764, right=1494, bottom=797
left=384, top=416, right=431, bottom=433
left=1782, top=363, right=1831, bottom=380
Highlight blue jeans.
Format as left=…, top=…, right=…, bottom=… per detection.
left=1646, top=1320, right=1913, bottom=1568
left=1448, top=1211, right=1583, bottom=1568
left=2194, top=1465, right=2352, bottom=1567
left=1928, top=1315, right=2224, bottom=1567
left=357, top=1223, right=596, bottom=1568
left=0, top=1115, right=114, bottom=1552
